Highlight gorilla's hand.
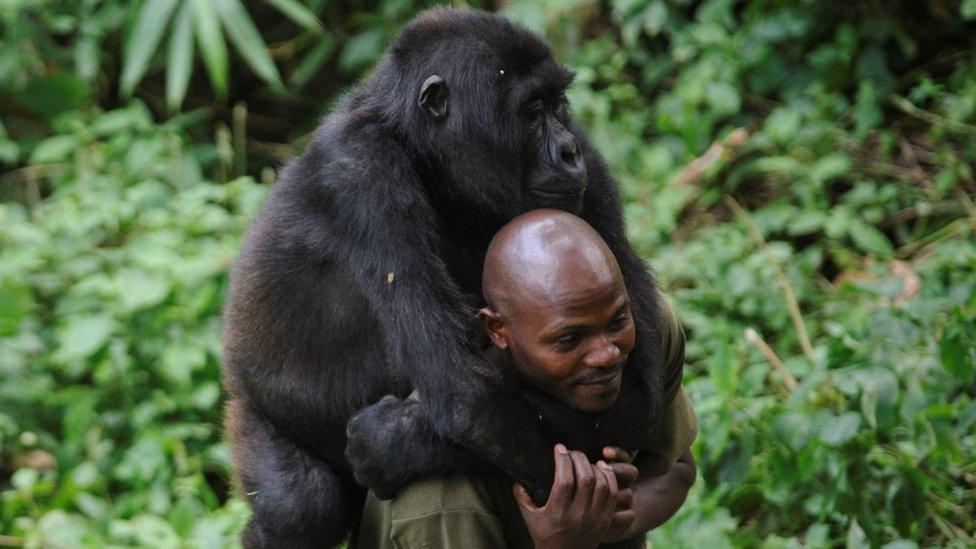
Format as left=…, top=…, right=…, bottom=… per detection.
left=346, top=395, right=491, bottom=499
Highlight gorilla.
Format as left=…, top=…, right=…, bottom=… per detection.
left=222, top=7, right=670, bottom=548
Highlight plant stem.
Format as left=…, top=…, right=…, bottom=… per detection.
left=725, top=195, right=817, bottom=364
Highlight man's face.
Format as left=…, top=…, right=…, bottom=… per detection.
left=491, top=269, right=635, bottom=413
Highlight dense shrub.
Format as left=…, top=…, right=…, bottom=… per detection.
left=1, top=1, right=973, bottom=547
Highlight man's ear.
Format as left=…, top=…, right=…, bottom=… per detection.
left=477, top=307, right=508, bottom=349
left=419, top=75, right=449, bottom=121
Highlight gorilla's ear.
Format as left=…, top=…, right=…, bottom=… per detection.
left=419, top=75, right=449, bottom=121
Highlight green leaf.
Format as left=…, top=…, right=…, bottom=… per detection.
left=261, top=0, right=324, bottom=33
left=940, top=331, right=974, bottom=380
left=158, top=336, right=207, bottom=385
left=787, top=210, right=826, bottom=235
left=289, top=36, right=334, bottom=88
left=642, top=1, right=668, bottom=36
left=114, top=269, right=171, bottom=312
left=191, top=0, right=229, bottom=100
left=0, top=280, right=32, bottom=335
left=215, top=0, right=284, bottom=92
left=339, top=29, right=386, bottom=73
left=709, top=338, right=737, bottom=395
left=764, top=107, right=801, bottom=143
left=167, top=2, right=194, bottom=111
left=30, top=135, right=77, bottom=164
left=809, top=153, right=851, bottom=185
left=819, top=411, right=861, bottom=446
left=962, top=0, right=976, bottom=20
left=849, top=220, right=893, bottom=256
left=846, top=519, right=869, bottom=549
left=892, top=469, right=926, bottom=538
left=120, top=0, right=180, bottom=97
left=54, top=314, right=117, bottom=363
left=705, top=81, right=741, bottom=115
left=854, top=80, right=882, bottom=137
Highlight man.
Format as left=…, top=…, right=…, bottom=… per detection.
left=353, top=210, right=697, bottom=548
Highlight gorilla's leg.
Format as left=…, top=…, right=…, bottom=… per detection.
left=227, top=400, right=360, bottom=548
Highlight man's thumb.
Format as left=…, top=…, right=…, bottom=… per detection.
left=512, top=483, right=533, bottom=507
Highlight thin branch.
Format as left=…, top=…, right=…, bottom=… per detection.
left=889, top=95, right=976, bottom=138
left=725, top=195, right=817, bottom=364
left=745, top=328, right=797, bottom=395
left=671, top=128, right=749, bottom=187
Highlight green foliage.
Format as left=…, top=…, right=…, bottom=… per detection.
left=120, top=0, right=323, bottom=109
left=2, top=0, right=975, bottom=547
left=1, top=102, right=263, bottom=545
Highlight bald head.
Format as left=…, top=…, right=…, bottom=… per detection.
left=482, top=209, right=623, bottom=315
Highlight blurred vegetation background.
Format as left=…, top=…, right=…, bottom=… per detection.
left=1, top=0, right=974, bottom=547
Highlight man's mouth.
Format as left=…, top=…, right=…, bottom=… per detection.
left=576, top=366, right=622, bottom=386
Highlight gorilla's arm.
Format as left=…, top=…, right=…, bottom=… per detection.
left=333, top=132, right=561, bottom=502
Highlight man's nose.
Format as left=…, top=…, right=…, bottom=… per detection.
left=583, top=336, right=621, bottom=369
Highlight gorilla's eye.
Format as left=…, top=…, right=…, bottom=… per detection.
left=526, top=99, right=546, bottom=120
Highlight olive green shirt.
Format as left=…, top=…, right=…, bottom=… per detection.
left=353, top=293, right=696, bottom=549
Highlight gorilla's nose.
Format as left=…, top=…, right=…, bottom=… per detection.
left=553, top=133, right=584, bottom=176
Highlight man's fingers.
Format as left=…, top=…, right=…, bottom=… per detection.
left=591, top=461, right=611, bottom=508
left=600, top=460, right=618, bottom=505
left=609, top=462, right=639, bottom=489
left=614, top=488, right=634, bottom=510
left=610, top=509, right=636, bottom=527
left=569, top=450, right=595, bottom=509
left=603, top=446, right=634, bottom=463
left=548, top=443, right=574, bottom=508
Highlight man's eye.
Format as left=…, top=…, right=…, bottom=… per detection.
left=556, top=334, right=580, bottom=348
left=610, top=315, right=629, bottom=330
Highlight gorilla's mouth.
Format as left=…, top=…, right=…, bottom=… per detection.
left=530, top=183, right=586, bottom=201
left=532, top=188, right=580, bottom=199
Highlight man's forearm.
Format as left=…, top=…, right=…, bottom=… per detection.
left=627, top=449, right=696, bottom=535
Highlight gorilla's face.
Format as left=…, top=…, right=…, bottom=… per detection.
left=517, top=83, right=588, bottom=214
left=415, top=58, right=588, bottom=220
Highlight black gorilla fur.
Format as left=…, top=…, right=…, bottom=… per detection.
left=222, top=8, right=669, bottom=548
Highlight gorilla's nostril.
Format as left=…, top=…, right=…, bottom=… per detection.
left=559, top=141, right=580, bottom=166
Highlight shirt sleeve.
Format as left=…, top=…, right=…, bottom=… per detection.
left=636, top=292, right=698, bottom=474
left=390, top=510, right=507, bottom=549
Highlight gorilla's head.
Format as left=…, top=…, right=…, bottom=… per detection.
left=368, top=8, right=588, bottom=221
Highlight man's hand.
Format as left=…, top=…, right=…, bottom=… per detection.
left=599, top=446, right=639, bottom=543
left=513, top=444, right=618, bottom=549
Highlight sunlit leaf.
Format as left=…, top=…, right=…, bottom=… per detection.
left=54, top=314, right=116, bottom=363
left=191, top=0, right=229, bottom=100
left=215, top=0, right=284, bottom=92
left=849, top=220, right=893, bottom=256
left=261, top=0, right=324, bottom=33
left=167, top=2, right=194, bottom=111
left=29, top=135, right=76, bottom=164
left=819, top=412, right=861, bottom=446
left=120, top=0, right=180, bottom=97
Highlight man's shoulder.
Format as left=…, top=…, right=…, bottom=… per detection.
left=653, top=289, right=686, bottom=405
